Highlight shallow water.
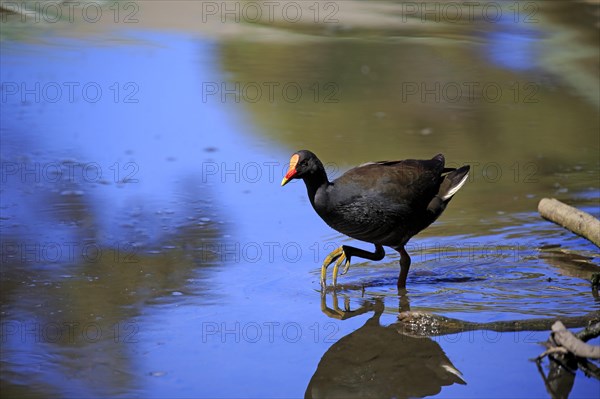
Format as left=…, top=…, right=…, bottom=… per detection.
left=1, top=1, right=599, bottom=398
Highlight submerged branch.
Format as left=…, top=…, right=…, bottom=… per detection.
left=396, top=310, right=600, bottom=337
left=577, top=321, right=600, bottom=342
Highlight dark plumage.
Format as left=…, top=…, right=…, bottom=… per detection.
left=281, top=150, right=470, bottom=289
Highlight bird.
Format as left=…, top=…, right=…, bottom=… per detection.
left=281, top=150, right=470, bottom=289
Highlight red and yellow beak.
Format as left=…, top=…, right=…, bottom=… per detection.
left=281, top=154, right=299, bottom=186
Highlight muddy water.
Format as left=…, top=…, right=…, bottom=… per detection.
left=1, top=1, right=599, bottom=398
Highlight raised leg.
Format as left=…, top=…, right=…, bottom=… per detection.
left=397, top=246, right=411, bottom=289
left=320, top=244, right=385, bottom=289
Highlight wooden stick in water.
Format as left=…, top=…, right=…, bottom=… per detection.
left=538, top=198, right=600, bottom=247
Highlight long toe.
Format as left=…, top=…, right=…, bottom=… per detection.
left=331, top=252, right=348, bottom=287
left=321, top=246, right=345, bottom=288
left=320, top=264, right=328, bottom=288
left=322, top=246, right=344, bottom=266
left=340, top=257, right=352, bottom=275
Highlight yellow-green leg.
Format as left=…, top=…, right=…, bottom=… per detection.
left=320, top=246, right=345, bottom=288
left=320, top=244, right=385, bottom=289
left=331, top=252, right=350, bottom=287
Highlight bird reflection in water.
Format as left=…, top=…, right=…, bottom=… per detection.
left=306, top=292, right=466, bottom=399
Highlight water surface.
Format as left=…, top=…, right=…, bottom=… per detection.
left=1, top=1, right=599, bottom=398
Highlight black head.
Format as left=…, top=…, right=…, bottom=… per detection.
left=281, top=150, right=324, bottom=186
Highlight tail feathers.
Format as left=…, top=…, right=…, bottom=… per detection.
left=427, top=165, right=470, bottom=213
left=441, top=364, right=467, bottom=385
left=441, top=165, right=470, bottom=200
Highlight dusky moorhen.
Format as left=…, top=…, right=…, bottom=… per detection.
left=281, top=150, right=470, bottom=289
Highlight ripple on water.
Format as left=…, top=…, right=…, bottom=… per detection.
left=314, top=237, right=598, bottom=322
